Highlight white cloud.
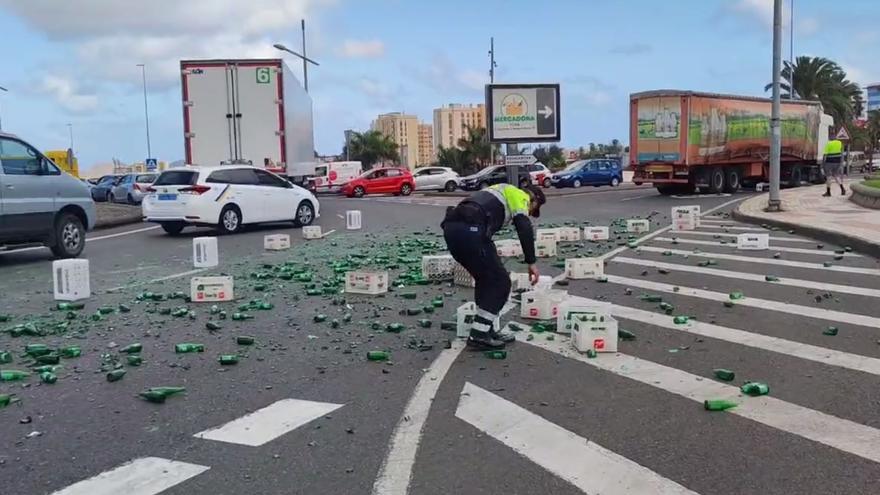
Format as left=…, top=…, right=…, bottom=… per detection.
left=38, top=75, right=99, bottom=113
left=457, top=70, right=487, bottom=91
left=797, top=17, right=819, bottom=36
left=338, top=39, right=385, bottom=58
left=732, top=0, right=774, bottom=27
left=409, top=54, right=486, bottom=96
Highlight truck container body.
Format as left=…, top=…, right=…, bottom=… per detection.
left=630, top=90, right=833, bottom=194
left=45, top=149, right=79, bottom=178
left=180, top=59, right=315, bottom=178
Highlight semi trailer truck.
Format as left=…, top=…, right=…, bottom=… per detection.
left=629, top=90, right=834, bottom=195
left=180, top=59, right=316, bottom=183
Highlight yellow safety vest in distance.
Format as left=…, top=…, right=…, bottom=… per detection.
left=825, top=139, right=843, bottom=156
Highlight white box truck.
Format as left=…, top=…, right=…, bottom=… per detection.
left=180, top=58, right=316, bottom=182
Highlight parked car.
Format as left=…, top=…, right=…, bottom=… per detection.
left=340, top=167, right=414, bottom=198
left=550, top=159, right=623, bottom=188
left=110, top=173, right=158, bottom=205
left=458, top=165, right=531, bottom=191
left=412, top=166, right=459, bottom=192
left=91, top=174, right=123, bottom=202
left=142, top=165, right=319, bottom=235
left=525, top=162, right=552, bottom=187
left=0, top=132, right=96, bottom=258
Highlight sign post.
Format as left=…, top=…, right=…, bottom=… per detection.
left=486, top=84, right=560, bottom=186
left=145, top=158, right=157, bottom=172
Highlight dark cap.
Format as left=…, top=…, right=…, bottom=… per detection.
left=525, top=185, right=546, bottom=218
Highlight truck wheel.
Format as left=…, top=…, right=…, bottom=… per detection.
left=656, top=184, right=677, bottom=195
left=788, top=167, right=803, bottom=188
left=707, top=167, right=725, bottom=194
left=161, top=222, right=185, bottom=236
left=723, top=169, right=741, bottom=193
left=49, top=213, right=85, bottom=259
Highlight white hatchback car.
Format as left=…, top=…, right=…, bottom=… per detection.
left=412, top=166, right=460, bottom=192
left=142, top=165, right=319, bottom=235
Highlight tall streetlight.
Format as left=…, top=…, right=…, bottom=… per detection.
left=273, top=21, right=320, bottom=93
left=768, top=0, right=783, bottom=211
left=136, top=64, right=152, bottom=161
left=0, top=86, right=8, bottom=132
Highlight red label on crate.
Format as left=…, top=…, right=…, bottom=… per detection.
left=594, top=338, right=605, bottom=350
left=218, top=292, right=225, bottom=299
left=529, top=308, right=538, bottom=317
left=197, top=292, right=204, bottom=300
left=552, top=307, right=558, bottom=316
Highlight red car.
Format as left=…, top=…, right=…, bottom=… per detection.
left=341, top=167, right=415, bottom=198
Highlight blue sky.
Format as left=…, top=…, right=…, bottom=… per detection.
left=0, top=0, right=877, bottom=174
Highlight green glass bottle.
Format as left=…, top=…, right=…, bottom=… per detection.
left=218, top=355, right=239, bottom=365
left=236, top=336, right=255, bottom=345
left=36, top=353, right=60, bottom=365
left=417, top=319, right=432, bottom=328
left=585, top=349, right=598, bottom=358
left=171, top=307, right=189, bottom=317
left=205, top=322, right=222, bottom=331
left=342, top=313, right=353, bottom=323
left=713, top=369, right=735, bottom=381
left=639, top=294, right=663, bottom=303
left=422, top=306, right=435, bottom=314
left=120, top=343, right=143, bottom=354
left=400, top=292, right=417, bottom=300
left=673, top=316, right=689, bottom=325
left=139, top=387, right=186, bottom=403
left=210, top=305, right=221, bottom=314
left=118, top=304, right=131, bottom=313
left=306, top=288, right=321, bottom=296
left=57, top=302, right=85, bottom=311
left=0, top=393, right=16, bottom=407
left=405, top=307, right=422, bottom=316
left=61, top=346, right=82, bottom=358
left=740, top=382, right=769, bottom=396
left=106, top=369, right=127, bottom=382
left=370, top=322, right=382, bottom=330
left=175, top=343, right=205, bottom=353
left=431, top=298, right=444, bottom=308
left=257, top=301, right=274, bottom=310
left=729, top=291, right=744, bottom=300
left=98, top=306, right=115, bottom=315
left=618, top=329, right=637, bottom=341
left=0, top=351, right=12, bottom=364
left=219, top=311, right=228, bottom=320
left=0, top=370, right=30, bottom=381
left=32, top=365, right=58, bottom=373
left=484, top=350, right=507, bottom=360
left=127, top=355, right=143, bottom=366
left=25, top=344, right=51, bottom=357
left=313, top=314, right=327, bottom=323
left=823, top=326, right=838, bottom=336
left=232, top=312, right=254, bottom=321
left=40, top=372, right=58, bottom=384
left=704, top=399, right=738, bottom=411
left=385, top=323, right=405, bottom=333
left=367, top=350, right=390, bottom=361
left=0, top=314, right=10, bottom=322
left=765, top=275, right=780, bottom=282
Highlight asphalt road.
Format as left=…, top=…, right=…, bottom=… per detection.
left=4, top=186, right=878, bottom=494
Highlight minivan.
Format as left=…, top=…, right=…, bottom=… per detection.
left=0, top=133, right=96, bottom=258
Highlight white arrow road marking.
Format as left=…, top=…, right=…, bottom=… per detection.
left=455, top=383, right=700, bottom=495
left=538, top=105, right=553, bottom=118
left=50, top=457, right=209, bottom=495
left=521, top=335, right=880, bottom=465
left=654, top=237, right=861, bottom=257
left=194, top=398, right=343, bottom=447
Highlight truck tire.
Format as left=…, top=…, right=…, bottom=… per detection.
left=707, top=167, right=725, bottom=194
left=656, top=184, right=678, bottom=195
left=723, top=169, right=741, bottom=193
left=788, top=167, right=803, bottom=188
left=49, top=213, right=86, bottom=259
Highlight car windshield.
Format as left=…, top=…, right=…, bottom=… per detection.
left=153, top=170, right=198, bottom=186
left=563, top=161, right=587, bottom=172
left=315, top=165, right=328, bottom=176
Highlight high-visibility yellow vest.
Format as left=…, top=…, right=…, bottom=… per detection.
left=824, top=139, right=843, bottom=156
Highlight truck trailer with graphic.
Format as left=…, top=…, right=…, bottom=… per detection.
left=629, top=90, right=834, bottom=195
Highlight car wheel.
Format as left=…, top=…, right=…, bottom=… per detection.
left=542, top=178, right=551, bottom=188
left=108, top=193, right=115, bottom=203
left=573, top=179, right=582, bottom=188
left=49, top=213, right=85, bottom=258
left=400, top=183, right=413, bottom=196
left=478, top=181, right=489, bottom=190
left=161, top=222, right=185, bottom=236
left=353, top=186, right=366, bottom=198
left=611, top=177, right=621, bottom=187
left=217, top=205, right=242, bottom=234
left=293, top=200, right=315, bottom=227
left=444, top=181, right=457, bottom=192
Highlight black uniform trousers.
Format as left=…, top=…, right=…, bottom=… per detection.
left=442, top=220, right=511, bottom=317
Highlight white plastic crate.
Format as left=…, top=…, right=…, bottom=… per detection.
left=190, top=276, right=235, bottom=302
left=193, top=237, right=219, bottom=268
left=626, top=219, right=650, bottom=233
left=421, top=255, right=455, bottom=279
left=303, top=226, right=323, bottom=239
left=346, top=210, right=362, bottom=230
left=520, top=289, right=569, bottom=320
left=264, top=234, right=291, bottom=251
left=557, top=227, right=581, bottom=242
left=536, top=239, right=557, bottom=258
left=345, top=270, right=389, bottom=295
left=671, top=205, right=700, bottom=231
left=557, top=300, right=612, bottom=336
left=495, top=239, right=523, bottom=257
left=456, top=302, right=501, bottom=338
left=571, top=313, right=619, bottom=353
left=564, top=258, right=604, bottom=279
left=737, top=233, right=769, bottom=250
left=453, top=263, right=475, bottom=287
left=584, top=226, right=610, bottom=241
left=52, top=259, right=90, bottom=301
left=510, top=273, right=554, bottom=291
left=536, top=228, right=560, bottom=242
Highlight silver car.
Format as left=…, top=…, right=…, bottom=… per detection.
left=412, top=166, right=459, bottom=192
left=0, top=132, right=96, bottom=258
left=110, top=173, right=157, bottom=205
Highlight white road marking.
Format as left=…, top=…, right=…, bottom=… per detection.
left=619, top=193, right=658, bottom=202
left=665, top=230, right=813, bottom=243
left=195, top=398, right=343, bottom=447
left=612, top=257, right=880, bottom=298
left=106, top=268, right=208, bottom=293
left=653, top=237, right=860, bottom=257
left=86, top=225, right=160, bottom=242
left=603, top=274, right=880, bottom=328
left=522, top=336, right=880, bottom=465
left=456, top=383, right=699, bottom=495
left=50, top=457, right=209, bottom=495
left=637, top=246, right=880, bottom=276
left=567, top=295, right=880, bottom=376
left=372, top=339, right=467, bottom=495
left=337, top=214, right=344, bottom=219
left=696, top=225, right=766, bottom=231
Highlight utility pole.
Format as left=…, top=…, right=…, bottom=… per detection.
left=137, top=64, right=153, bottom=160
left=768, top=0, right=783, bottom=211
left=301, top=20, right=309, bottom=92
left=789, top=0, right=795, bottom=98
left=488, top=37, right=500, bottom=168
left=67, top=123, right=74, bottom=150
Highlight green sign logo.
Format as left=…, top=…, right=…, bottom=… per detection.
left=256, top=67, right=271, bottom=84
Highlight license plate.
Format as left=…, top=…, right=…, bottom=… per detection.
left=158, top=194, right=177, bottom=201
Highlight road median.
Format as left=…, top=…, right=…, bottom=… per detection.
left=95, top=203, right=144, bottom=230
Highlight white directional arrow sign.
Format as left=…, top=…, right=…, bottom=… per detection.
left=487, top=83, right=560, bottom=143
left=538, top=105, right=554, bottom=118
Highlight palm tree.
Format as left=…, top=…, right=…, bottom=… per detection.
left=457, top=126, right=492, bottom=168
left=347, top=131, right=400, bottom=169
left=436, top=145, right=471, bottom=175
left=765, top=56, right=864, bottom=126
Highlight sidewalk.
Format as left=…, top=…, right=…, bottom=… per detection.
left=733, top=179, right=880, bottom=257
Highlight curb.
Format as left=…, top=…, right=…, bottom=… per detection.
left=731, top=198, right=880, bottom=258
left=94, top=215, right=145, bottom=230
left=421, top=184, right=653, bottom=199
left=849, top=182, right=880, bottom=209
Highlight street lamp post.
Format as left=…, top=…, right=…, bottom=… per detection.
left=0, top=86, right=8, bottom=132
left=67, top=123, right=74, bottom=150
left=272, top=42, right=320, bottom=92
left=768, top=0, right=783, bottom=211
left=136, top=64, right=152, bottom=161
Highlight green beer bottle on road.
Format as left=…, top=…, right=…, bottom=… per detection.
left=218, top=355, right=239, bottom=365
left=32, top=365, right=59, bottom=373
left=25, top=344, right=51, bottom=357
left=232, top=312, right=254, bottom=321
left=40, top=372, right=58, bottom=384
left=106, top=369, right=127, bottom=382
left=673, top=316, right=690, bottom=325
left=484, top=350, right=507, bottom=359
left=740, top=382, right=770, bottom=396
left=139, top=387, right=186, bottom=403
left=127, top=355, right=143, bottom=366
left=98, top=306, right=115, bottom=315
left=704, top=399, right=738, bottom=411
left=0, top=370, right=30, bottom=381
left=417, top=319, right=432, bottom=328
left=175, top=343, right=205, bottom=353
left=35, top=353, right=60, bottom=365
left=236, top=336, right=255, bottom=345
left=313, top=314, right=327, bottom=323
left=367, top=351, right=390, bottom=361
left=713, top=369, right=736, bottom=381
left=120, top=343, right=142, bottom=354
left=57, top=302, right=85, bottom=311
left=0, top=393, right=17, bottom=407
left=205, top=322, right=222, bottom=331
left=618, top=329, right=637, bottom=341
left=586, top=349, right=598, bottom=358
left=0, top=351, right=12, bottom=364
left=61, top=346, right=82, bottom=358
left=385, top=323, right=405, bottom=333
left=118, top=304, right=131, bottom=313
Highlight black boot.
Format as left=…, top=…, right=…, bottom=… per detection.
left=467, top=329, right=506, bottom=350
left=822, top=187, right=831, bottom=197
left=489, top=327, right=516, bottom=344
left=840, top=184, right=847, bottom=195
